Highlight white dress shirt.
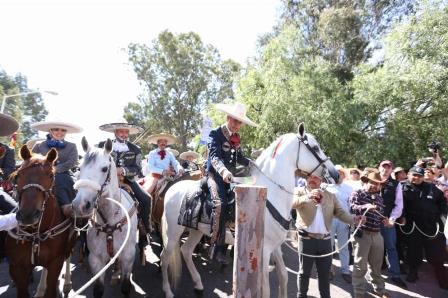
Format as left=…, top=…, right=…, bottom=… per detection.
left=147, top=148, right=182, bottom=175
left=0, top=213, right=17, bottom=231
left=306, top=204, right=329, bottom=234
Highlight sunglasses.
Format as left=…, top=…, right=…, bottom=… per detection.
left=51, top=128, right=67, bottom=132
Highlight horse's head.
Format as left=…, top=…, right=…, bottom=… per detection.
left=14, top=145, right=57, bottom=227
left=295, top=123, right=338, bottom=184
left=72, top=137, right=114, bottom=218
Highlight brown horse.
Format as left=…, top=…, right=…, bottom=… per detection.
left=5, top=145, right=75, bottom=298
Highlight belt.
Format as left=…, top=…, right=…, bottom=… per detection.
left=302, top=232, right=331, bottom=240
left=363, top=230, right=380, bottom=234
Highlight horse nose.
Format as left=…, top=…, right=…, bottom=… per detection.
left=83, top=201, right=92, bottom=213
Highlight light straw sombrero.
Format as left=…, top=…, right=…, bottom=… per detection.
left=166, top=148, right=179, bottom=157
left=215, top=102, right=258, bottom=127
left=99, top=122, right=143, bottom=135
left=180, top=151, right=199, bottom=160
left=147, top=133, right=178, bottom=145
left=31, top=120, right=83, bottom=134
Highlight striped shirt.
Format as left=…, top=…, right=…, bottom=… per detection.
left=349, top=189, right=384, bottom=232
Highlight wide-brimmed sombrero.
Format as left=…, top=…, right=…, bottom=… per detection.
left=167, top=148, right=179, bottom=157
left=215, top=102, right=258, bottom=127
left=31, top=120, right=83, bottom=134
left=0, top=113, right=19, bottom=136
left=99, top=122, right=143, bottom=135
left=147, top=133, right=177, bottom=145
left=180, top=151, right=199, bottom=160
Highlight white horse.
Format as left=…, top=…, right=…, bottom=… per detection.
left=161, top=123, right=338, bottom=297
left=71, top=137, right=138, bottom=298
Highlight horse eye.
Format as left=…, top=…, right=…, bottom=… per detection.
left=101, top=167, right=108, bottom=173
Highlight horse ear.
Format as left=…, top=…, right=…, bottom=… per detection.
left=104, top=139, right=112, bottom=154
left=46, top=148, right=58, bottom=164
left=81, top=136, right=90, bottom=153
left=298, top=122, right=305, bottom=138
left=20, top=145, right=32, bottom=161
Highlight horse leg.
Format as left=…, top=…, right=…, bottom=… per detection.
left=262, top=249, right=273, bottom=298
left=161, top=226, right=184, bottom=298
left=43, top=259, right=64, bottom=298
left=10, top=265, right=32, bottom=298
left=120, top=251, right=135, bottom=297
left=110, top=260, right=121, bottom=286
left=62, top=258, right=72, bottom=297
left=34, top=268, right=47, bottom=298
left=272, top=246, right=288, bottom=298
left=180, top=229, right=205, bottom=295
left=89, top=253, right=108, bottom=298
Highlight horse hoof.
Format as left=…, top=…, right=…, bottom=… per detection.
left=194, top=288, right=204, bottom=297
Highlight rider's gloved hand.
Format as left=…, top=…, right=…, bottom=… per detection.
left=222, top=170, right=233, bottom=184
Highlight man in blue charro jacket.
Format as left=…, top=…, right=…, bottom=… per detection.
left=206, top=102, right=258, bottom=264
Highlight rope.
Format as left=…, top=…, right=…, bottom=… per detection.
left=68, top=197, right=132, bottom=297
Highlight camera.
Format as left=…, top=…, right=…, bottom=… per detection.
left=427, top=140, right=441, bottom=153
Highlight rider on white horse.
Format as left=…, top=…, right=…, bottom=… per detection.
left=98, top=121, right=152, bottom=244
left=206, top=102, right=258, bottom=264
left=180, top=150, right=200, bottom=171
left=31, top=119, right=83, bottom=218
left=144, top=133, right=184, bottom=195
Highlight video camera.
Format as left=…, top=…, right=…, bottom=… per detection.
left=427, top=140, right=442, bottom=153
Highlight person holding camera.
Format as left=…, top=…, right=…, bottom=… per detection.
left=349, top=171, right=389, bottom=298
left=293, top=174, right=365, bottom=298
left=401, top=166, right=448, bottom=289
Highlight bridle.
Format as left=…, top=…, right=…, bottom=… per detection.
left=13, top=163, right=54, bottom=228
left=295, top=134, right=331, bottom=181
left=251, top=133, right=333, bottom=195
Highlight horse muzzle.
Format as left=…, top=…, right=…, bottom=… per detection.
left=16, top=209, right=42, bottom=226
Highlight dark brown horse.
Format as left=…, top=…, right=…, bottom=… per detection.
left=5, top=145, right=75, bottom=298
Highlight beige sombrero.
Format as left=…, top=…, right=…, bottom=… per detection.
left=215, top=102, right=258, bottom=127
left=180, top=151, right=199, bottom=160
left=31, top=120, right=83, bottom=133
left=0, top=113, right=19, bottom=136
left=167, top=148, right=179, bottom=157
left=99, top=122, right=143, bottom=135
left=147, top=133, right=177, bottom=145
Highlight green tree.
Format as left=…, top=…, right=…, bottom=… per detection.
left=0, top=70, right=48, bottom=145
left=125, top=30, right=241, bottom=152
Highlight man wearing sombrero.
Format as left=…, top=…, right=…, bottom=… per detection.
left=0, top=113, right=19, bottom=221
left=144, top=133, right=184, bottom=195
left=99, top=121, right=152, bottom=244
left=179, top=150, right=200, bottom=171
left=32, top=119, right=83, bottom=217
left=206, top=102, right=257, bottom=264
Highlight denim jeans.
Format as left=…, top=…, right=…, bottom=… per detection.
left=331, top=220, right=350, bottom=274
left=381, top=225, right=401, bottom=278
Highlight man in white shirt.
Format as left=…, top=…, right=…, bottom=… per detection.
left=144, top=133, right=184, bottom=194
left=327, top=166, right=353, bottom=283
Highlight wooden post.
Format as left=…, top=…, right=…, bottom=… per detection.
left=233, top=185, right=267, bottom=298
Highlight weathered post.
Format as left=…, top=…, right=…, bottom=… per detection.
left=233, top=185, right=267, bottom=298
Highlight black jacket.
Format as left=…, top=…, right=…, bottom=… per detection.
left=98, top=140, right=142, bottom=181
left=0, top=143, right=15, bottom=181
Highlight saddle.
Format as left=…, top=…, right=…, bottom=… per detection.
left=177, top=177, right=235, bottom=230
left=152, top=170, right=202, bottom=225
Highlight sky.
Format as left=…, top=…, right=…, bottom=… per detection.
left=0, top=0, right=280, bottom=149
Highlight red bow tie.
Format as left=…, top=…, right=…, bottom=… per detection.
left=229, top=133, right=241, bottom=148
left=158, top=150, right=166, bottom=160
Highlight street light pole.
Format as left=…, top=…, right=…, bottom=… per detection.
left=0, top=90, right=58, bottom=113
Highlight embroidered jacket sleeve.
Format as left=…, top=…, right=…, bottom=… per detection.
left=0, top=145, right=15, bottom=180
left=147, top=150, right=165, bottom=175
left=207, top=129, right=227, bottom=176
left=54, top=143, right=78, bottom=173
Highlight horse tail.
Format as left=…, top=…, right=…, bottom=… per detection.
left=161, top=208, right=182, bottom=289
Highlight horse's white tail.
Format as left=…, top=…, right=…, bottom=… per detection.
left=161, top=212, right=182, bottom=289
